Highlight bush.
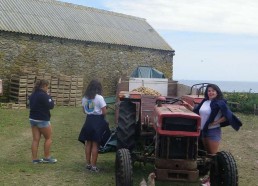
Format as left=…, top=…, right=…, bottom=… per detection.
left=224, top=92, right=258, bottom=113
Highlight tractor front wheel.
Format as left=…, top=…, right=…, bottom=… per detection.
left=210, top=151, right=238, bottom=186
left=115, top=148, right=133, bottom=186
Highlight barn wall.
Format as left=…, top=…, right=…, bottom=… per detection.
left=0, top=31, right=173, bottom=97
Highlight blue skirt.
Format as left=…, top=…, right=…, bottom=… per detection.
left=78, top=114, right=109, bottom=144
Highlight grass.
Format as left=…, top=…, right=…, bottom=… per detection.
left=0, top=107, right=115, bottom=186
left=0, top=107, right=258, bottom=185
left=0, top=107, right=153, bottom=186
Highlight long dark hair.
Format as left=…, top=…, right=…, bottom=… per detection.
left=83, top=79, right=102, bottom=99
left=204, top=84, right=224, bottom=100
left=32, top=79, right=49, bottom=93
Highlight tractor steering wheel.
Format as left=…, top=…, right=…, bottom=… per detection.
left=156, top=97, right=183, bottom=105
left=166, top=98, right=183, bottom=104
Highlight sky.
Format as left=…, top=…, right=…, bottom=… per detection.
left=58, top=0, right=258, bottom=82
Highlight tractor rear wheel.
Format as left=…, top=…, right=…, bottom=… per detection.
left=115, top=148, right=133, bottom=186
left=116, top=101, right=136, bottom=150
left=210, top=151, right=238, bottom=186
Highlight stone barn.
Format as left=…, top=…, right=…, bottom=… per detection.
left=0, top=0, right=175, bottom=105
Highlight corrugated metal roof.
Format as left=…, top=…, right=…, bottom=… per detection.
left=0, top=0, right=173, bottom=51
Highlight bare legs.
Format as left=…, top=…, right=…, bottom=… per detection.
left=202, top=138, right=220, bottom=155
left=31, top=124, right=52, bottom=160
left=85, top=141, right=99, bottom=166
left=85, top=141, right=91, bottom=165
left=31, top=126, right=41, bottom=160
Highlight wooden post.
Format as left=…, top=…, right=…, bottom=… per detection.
left=0, top=79, right=2, bottom=95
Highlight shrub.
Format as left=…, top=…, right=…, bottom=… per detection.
left=224, top=92, right=258, bottom=113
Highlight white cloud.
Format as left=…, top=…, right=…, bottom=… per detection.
left=59, top=0, right=258, bottom=82
left=105, top=0, right=258, bottom=35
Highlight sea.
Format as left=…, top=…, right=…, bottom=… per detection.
left=177, top=80, right=258, bottom=93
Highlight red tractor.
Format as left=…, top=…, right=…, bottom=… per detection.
left=115, top=84, right=238, bottom=186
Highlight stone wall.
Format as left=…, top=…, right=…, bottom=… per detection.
left=0, top=31, right=174, bottom=98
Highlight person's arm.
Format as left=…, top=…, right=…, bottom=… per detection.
left=99, top=95, right=107, bottom=116
left=48, top=95, right=54, bottom=109
left=101, top=106, right=107, bottom=116
left=182, top=101, right=194, bottom=111
left=182, top=99, right=205, bottom=114
left=42, top=93, right=54, bottom=109
left=209, top=116, right=227, bottom=126
left=82, top=107, right=86, bottom=114
left=81, top=97, right=86, bottom=114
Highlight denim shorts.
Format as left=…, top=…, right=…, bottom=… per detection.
left=202, top=127, right=221, bottom=142
left=29, top=119, right=50, bottom=128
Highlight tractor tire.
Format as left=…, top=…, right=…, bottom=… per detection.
left=210, top=151, right=238, bottom=186
left=115, top=148, right=133, bottom=186
left=116, top=101, right=136, bottom=150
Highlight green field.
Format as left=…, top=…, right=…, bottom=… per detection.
left=0, top=107, right=257, bottom=186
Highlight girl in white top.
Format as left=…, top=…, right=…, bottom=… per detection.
left=78, top=79, right=107, bottom=172
left=82, top=94, right=106, bottom=115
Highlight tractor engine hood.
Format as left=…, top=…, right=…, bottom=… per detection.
left=153, top=104, right=201, bottom=137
